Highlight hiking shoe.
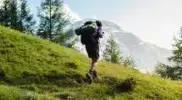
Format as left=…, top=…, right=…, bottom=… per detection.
left=92, top=70, right=98, bottom=79
left=86, top=72, right=93, bottom=84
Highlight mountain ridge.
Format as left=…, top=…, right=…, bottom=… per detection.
left=72, top=19, right=172, bottom=72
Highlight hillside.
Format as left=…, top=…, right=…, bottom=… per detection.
left=0, top=26, right=182, bottom=100
left=73, top=19, right=172, bottom=72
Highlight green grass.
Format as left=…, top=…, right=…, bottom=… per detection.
left=0, top=26, right=182, bottom=100
left=0, top=84, right=58, bottom=100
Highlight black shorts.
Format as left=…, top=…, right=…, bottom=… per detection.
left=85, top=43, right=100, bottom=60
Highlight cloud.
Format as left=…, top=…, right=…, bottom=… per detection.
left=92, top=14, right=98, bottom=19
left=63, top=4, right=82, bottom=22
left=0, top=0, right=4, bottom=7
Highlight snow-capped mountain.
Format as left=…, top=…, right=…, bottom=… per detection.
left=72, top=19, right=172, bottom=72
left=63, top=4, right=172, bottom=72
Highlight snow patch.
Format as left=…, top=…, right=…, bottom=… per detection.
left=111, top=30, right=121, bottom=33
left=139, top=42, right=144, bottom=45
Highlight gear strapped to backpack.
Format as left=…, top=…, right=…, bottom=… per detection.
left=75, top=22, right=98, bottom=44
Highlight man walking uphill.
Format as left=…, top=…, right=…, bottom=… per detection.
left=75, top=20, right=104, bottom=83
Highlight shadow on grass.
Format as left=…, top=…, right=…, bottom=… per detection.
left=94, top=76, right=118, bottom=85
left=3, top=70, right=85, bottom=87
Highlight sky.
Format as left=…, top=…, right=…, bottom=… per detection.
left=1, top=0, right=182, bottom=49
left=64, top=0, right=182, bottom=49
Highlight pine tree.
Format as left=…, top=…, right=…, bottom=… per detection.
left=153, top=28, right=182, bottom=80
left=0, top=0, right=11, bottom=26
left=155, top=62, right=169, bottom=78
left=10, top=0, right=18, bottom=29
left=0, top=0, right=35, bottom=33
left=18, top=0, right=36, bottom=33
left=0, top=0, right=19, bottom=29
left=103, top=35, right=122, bottom=63
left=37, top=0, right=69, bottom=41
left=122, top=57, right=136, bottom=67
left=166, top=27, right=182, bottom=80
left=169, top=28, right=182, bottom=66
left=55, top=28, right=75, bottom=45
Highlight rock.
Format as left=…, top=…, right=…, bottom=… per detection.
left=116, top=77, right=136, bottom=92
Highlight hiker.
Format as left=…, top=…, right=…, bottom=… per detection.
left=75, top=20, right=104, bottom=83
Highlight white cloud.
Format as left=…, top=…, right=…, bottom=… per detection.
left=92, top=14, right=98, bottom=19
left=0, top=0, right=4, bottom=7
left=63, top=4, right=82, bottom=22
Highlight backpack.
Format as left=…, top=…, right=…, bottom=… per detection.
left=75, top=23, right=98, bottom=44
left=75, top=26, right=82, bottom=36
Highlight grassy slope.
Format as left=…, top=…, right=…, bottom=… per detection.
left=0, top=26, right=182, bottom=100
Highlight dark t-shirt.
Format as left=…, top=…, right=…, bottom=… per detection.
left=85, top=26, right=103, bottom=60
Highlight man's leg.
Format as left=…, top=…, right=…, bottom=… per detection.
left=88, top=58, right=98, bottom=79
left=89, top=44, right=99, bottom=79
left=85, top=44, right=99, bottom=83
left=90, top=58, right=98, bottom=72
left=86, top=58, right=98, bottom=83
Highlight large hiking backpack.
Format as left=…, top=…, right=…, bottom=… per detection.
left=75, top=23, right=98, bottom=44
